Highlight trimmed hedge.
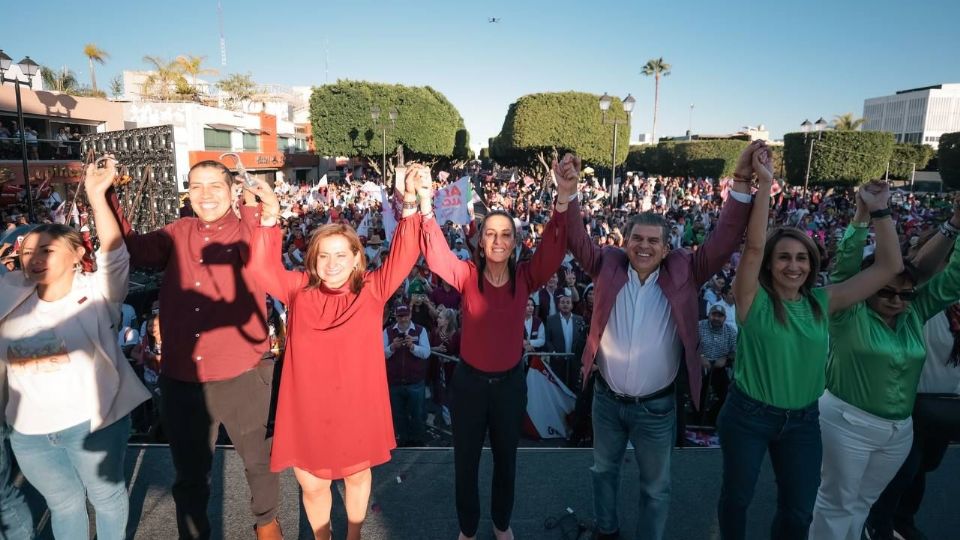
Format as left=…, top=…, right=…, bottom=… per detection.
left=888, top=144, right=936, bottom=179
left=783, top=131, right=894, bottom=186
left=489, top=92, right=631, bottom=169
left=310, top=80, right=469, bottom=161
left=623, top=140, right=749, bottom=178
left=939, top=132, right=960, bottom=189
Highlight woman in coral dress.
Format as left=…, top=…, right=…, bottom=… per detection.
left=244, top=167, right=429, bottom=540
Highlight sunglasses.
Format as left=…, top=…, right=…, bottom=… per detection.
left=876, top=288, right=917, bottom=301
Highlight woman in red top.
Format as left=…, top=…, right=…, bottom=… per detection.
left=244, top=167, right=428, bottom=540
left=419, top=156, right=575, bottom=540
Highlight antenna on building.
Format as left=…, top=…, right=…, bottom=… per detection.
left=218, top=0, right=227, bottom=66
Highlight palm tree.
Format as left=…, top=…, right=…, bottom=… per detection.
left=833, top=113, right=865, bottom=131
left=83, top=43, right=109, bottom=92
left=176, top=55, right=219, bottom=99
left=141, top=56, right=186, bottom=101
left=41, top=65, right=80, bottom=94
left=641, top=57, right=671, bottom=143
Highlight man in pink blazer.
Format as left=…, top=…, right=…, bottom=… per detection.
left=555, top=144, right=760, bottom=539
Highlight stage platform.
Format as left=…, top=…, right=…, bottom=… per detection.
left=21, top=445, right=960, bottom=539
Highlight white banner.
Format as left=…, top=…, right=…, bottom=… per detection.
left=524, top=356, right=576, bottom=439
left=433, top=176, right=471, bottom=225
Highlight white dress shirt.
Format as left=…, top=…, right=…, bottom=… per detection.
left=597, top=268, right=682, bottom=397
left=524, top=317, right=545, bottom=349
left=918, top=311, right=960, bottom=394
left=559, top=313, right=574, bottom=353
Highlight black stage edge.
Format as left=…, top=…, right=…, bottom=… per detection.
left=23, top=446, right=960, bottom=539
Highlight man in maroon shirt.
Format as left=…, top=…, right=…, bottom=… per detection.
left=103, top=161, right=281, bottom=540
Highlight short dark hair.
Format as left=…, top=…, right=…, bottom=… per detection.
left=187, top=160, right=233, bottom=186
left=625, top=212, right=669, bottom=245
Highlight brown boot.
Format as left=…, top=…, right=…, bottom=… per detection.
left=254, top=518, right=283, bottom=540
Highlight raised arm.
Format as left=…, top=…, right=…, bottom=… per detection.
left=830, top=190, right=870, bottom=284
left=418, top=169, right=472, bottom=292
left=824, top=181, right=904, bottom=314
left=369, top=166, right=430, bottom=299
left=84, top=158, right=130, bottom=303
left=554, top=155, right=603, bottom=278
left=911, top=234, right=960, bottom=323
left=909, top=193, right=960, bottom=283
left=106, top=188, right=174, bottom=270
left=240, top=177, right=303, bottom=305
left=732, top=147, right=774, bottom=325
left=690, top=141, right=762, bottom=285
left=522, top=208, right=568, bottom=291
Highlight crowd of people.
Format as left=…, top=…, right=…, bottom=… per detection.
left=0, top=138, right=958, bottom=540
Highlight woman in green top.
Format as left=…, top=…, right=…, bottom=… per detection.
left=810, top=197, right=960, bottom=540
left=716, top=147, right=903, bottom=540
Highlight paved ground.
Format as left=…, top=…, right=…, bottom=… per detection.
left=19, top=445, right=960, bottom=540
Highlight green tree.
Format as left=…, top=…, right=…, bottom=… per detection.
left=310, top=80, right=470, bottom=174
left=783, top=131, right=894, bottom=186
left=641, top=57, right=671, bottom=142
left=833, top=113, right=865, bottom=131
left=41, top=65, right=79, bottom=93
left=141, top=56, right=187, bottom=101
left=109, top=75, right=124, bottom=99
left=176, top=55, right=218, bottom=99
left=216, top=72, right=258, bottom=111
left=83, top=43, right=109, bottom=93
left=489, top=92, right=631, bottom=175
left=939, top=132, right=960, bottom=189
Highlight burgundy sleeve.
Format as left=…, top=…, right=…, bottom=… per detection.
left=107, top=188, right=174, bottom=270
left=420, top=217, right=473, bottom=292
left=249, top=225, right=303, bottom=306
left=522, top=208, right=568, bottom=291
left=564, top=199, right=603, bottom=278
left=370, top=213, right=424, bottom=300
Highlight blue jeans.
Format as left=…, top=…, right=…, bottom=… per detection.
left=0, top=424, right=34, bottom=540
left=390, top=381, right=426, bottom=444
left=717, top=384, right=822, bottom=540
left=591, top=378, right=675, bottom=539
left=10, top=417, right=131, bottom=540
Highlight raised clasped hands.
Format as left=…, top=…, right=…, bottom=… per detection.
left=735, top=140, right=766, bottom=179
left=858, top=180, right=890, bottom=212
left=552, top=152, right=581, bottom=199
left=751, top=142, right=774, bottom=185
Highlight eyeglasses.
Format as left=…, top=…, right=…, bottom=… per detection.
left=876, top=288, right=917, bottom=301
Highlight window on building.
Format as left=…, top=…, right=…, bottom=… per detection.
left=204, top=129, right=232, bottom=150
left=243, top=133, right=259, bottom=151
left=296, top=169, right=308, bottom=183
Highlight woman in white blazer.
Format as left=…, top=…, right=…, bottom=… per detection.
left=0, top=157, right=149, bottom=540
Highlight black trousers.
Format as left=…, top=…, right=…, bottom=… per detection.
left=868, top=394, right=960, bottom=534
left=451, top=361, right=526, bottom=537
left=159, top=359, right=281, bottom=540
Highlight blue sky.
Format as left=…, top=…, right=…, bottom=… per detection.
left=6, top=0, right=959, bottom=152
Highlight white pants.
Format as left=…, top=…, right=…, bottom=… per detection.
left=809, top=390, right=913, bottom=540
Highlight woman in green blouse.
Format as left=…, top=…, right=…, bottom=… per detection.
left=717, top=149, right=903, bottom=540
left=809, top=196, right=960, bottom=540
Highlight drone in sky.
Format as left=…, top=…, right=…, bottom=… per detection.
left=488, top=17, right=501, bottom=23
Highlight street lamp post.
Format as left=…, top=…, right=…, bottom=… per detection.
left=371, top=105, right=398, bottom=184
left=0, top=50, right=39, bottom=223
left=599, top=93, right=635, bottom=205
left=801, top=117, right=828, bottom=197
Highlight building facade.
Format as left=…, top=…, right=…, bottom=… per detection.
left=863, top=83, right=960, bottom=148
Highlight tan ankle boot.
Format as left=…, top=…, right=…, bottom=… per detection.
left=254, top=518, right=283, bottom=540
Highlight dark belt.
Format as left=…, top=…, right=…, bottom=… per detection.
left=459, top=360, right=521, bottom=382
left=596, top=375, right=675, bottom=404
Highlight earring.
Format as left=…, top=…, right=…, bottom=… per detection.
left=74, top=262, right=83, bottom=273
